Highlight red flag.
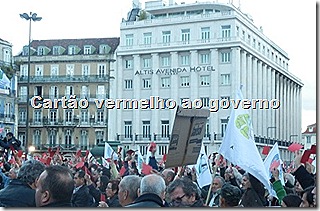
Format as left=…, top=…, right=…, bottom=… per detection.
left=310, top=145, right=316, bottom=154
left=288, top=143, right=303, bottom=152
left=76, top=150, right=82, bottom=158
left=262, top=146, right=270, bottom=155
left=141, top=163, right=152, bottom=175
left=307, top=158, right=314, bottom=164
left=9, top=145, right=15, bottom=152
left=119, top=166, right=126, bottom=177
left=301, top=150, right=312, bottom=164
left=75, top=161, right=84, bottom=169
left=100, top=193, right=106, bottom=202
left=46, top=157, right=52, bottom=166
left=17, top=150, right=23, bottom=158
left=162, top=154, right=167, bottom=162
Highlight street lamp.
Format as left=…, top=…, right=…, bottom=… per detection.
left=267, top=126, right=276, bottom=146
left=20, top=12, right=42, bottom=154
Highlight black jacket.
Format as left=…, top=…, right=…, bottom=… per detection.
left=0, top=179, right=35, bottom=207
left=71, top=185, right=94, bottom=207
left=0, top=137, right=21, bottom=151
left=107, top=194, right=121, bottom=207
left=292, top=165, right=315, bottom=190
left=41, top=201, right=72, bottom=207
left=125, top=193, right=164, bottom=207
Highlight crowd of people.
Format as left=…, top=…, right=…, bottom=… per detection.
left=0, top=134, right=316, bottom=207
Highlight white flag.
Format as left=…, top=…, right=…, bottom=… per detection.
left=195, top=144, right=212, bottom=188
left=263, top=142, right=285, bottom=186
left=104, top=142, right=118, bottom=160
left=218, top=89, right=272, bottom=195
left=135, top=150, right=145, bottom=174
left=0, top=69, right=10, bottom=88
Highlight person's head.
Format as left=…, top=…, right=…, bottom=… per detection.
left=212, top=176, right=225, bottom=193
left=35, top=165, right=74, bottom=207
left=219, top=184, right=242, bottom=207
left=8, top=167, right=19, bottom=179
left=295, top=180, right=303, bottom=194
left=161, top=169, right=175, bottom=186
left=118, top=175, right=141, bottom=206
left=97, top=175, right=109, bottom=193
left=300, top=186, right=315, bottom=207
left=281, top=194, right=302, bottom=207
left=17, top=159, right=45, bottom=189
left=106, top=179, right=120, bottom=198
left=167, top=177, right=201, bottom=207
left=140, top=174, right=166, bottom=199
left=6, top=132, right=13, bottom=140
left=73, top=169, right=86, bottom=187
left=241, top=173, right=251, bottom=189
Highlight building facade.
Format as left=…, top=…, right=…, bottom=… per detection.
left=302, top=123, right=316, bottom=150
left=109, top=0, right=303, bottom=161
left=15, top=38, right=119, bottom=153
left=0, top=38, right=17, bottom=137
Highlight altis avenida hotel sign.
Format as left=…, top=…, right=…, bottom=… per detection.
left=134, top=65, right=215, bottom=75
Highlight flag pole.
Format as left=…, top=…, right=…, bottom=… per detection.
left=205, top=154, right=220, bottom=206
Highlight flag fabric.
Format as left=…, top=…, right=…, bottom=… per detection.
left=104, top=142, right=118, bottom=161
left=135, top=150, right=144, bottom=174
left=195, top=143, right=212, bottom=188
left=263, top=143, right=285, bottom=186
left=145, top=142, right=156, bottom=165
left=0, top=69, right=10, bottom=88
left=141, top=163, right=153, bottom=175
left=218, top=88, right=273, bottom=195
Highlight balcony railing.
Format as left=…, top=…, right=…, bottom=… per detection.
left=18, top=75, right=110, bottom=83
left=18, top=93, right=110, bottom=103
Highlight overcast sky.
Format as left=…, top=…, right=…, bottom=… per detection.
left=1, top=0, right=316, bottom=132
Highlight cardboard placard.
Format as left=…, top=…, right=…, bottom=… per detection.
left=165, top=106, right=210, bottom=168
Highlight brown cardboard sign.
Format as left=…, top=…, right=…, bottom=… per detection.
left=165, top=106, right=210, bottom=168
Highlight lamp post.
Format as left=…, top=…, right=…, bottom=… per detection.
left=20, top=12, right=42, bottom=154
left=267, top=126, right=276, bottom=146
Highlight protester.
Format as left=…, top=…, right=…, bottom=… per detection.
left=118, top=175, right=141, bottom=206
left=0, top=166, right=18, bottom=188
left=300, top=186, right=315, bottom=207
left=161, top=169, right=175, bottom=186
left=86, top=174, right=109, bottom=207
left=105, top=179, right=121, bottom=207
left=167, top=176, right=205, bottom=207
left=219, top=183, right=242, bottom=207
left=0, top=132, right=21, bottom=151
left=0, top=159, right=45, bottom=207
left=208, top=175, right=225, bottom=207
left=281, top=194, right=302, bottom=207
left=71, top=169, right=94, bottom=207
left=35, top=165, right=74, bottom=207
left=270, top=168, right=286, bottom=204
left=126, top=174, right=166, bottom=207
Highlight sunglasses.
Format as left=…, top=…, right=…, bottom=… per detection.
left=170, top=194, right=186, bottom=206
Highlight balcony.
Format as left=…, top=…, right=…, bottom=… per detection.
left=18, top=75, right=110, bottom=83
left=0, top=114, right=15, bottom=123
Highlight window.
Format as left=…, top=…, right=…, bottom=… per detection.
left=181, top=29, right=190, bottom=44
left=180, top=54, right=190, bottom=66
left=161, top=55, right=170, bottom=67
left=142, top=121, right=151, bottom=138
left=98, top=64, right=106, bottom=77
left=99, top=45, right=109, bottom=54
left=82, top=64, right=90, bottom=76
left=143, top=57, right=151, bottom=68
left=221, top=52, right=231, bottom=63
left=201, top=27, right=210, bottom=42
left=19, top=109, right=26, bottom=124
left=200, top=75, right=210, bottom=86
left=142, top=78, right=151, bottom=89
left=96, top=131, right=104, bottom=144
left=161, top=120, right=169, bottom=138
left=203, top=121, right=210, bottom=138
left=80, top=130, right=88, bottom=149
left=180, top=76, right=190, bottom=87
left=34, top=130, right=41, bottom=146
left=81, top=85, right=89, bottom=98
left=126, top=34, right=134, bottom=46
left=37, top=47, right=44, bottom=56
left=221, top=74, right=230, bottom=85
left=200, top=97, right=210, bottom=107
left=66, top=64, right=74, bottom=77
left=49, top=110, right=57, bottom=124
left=51, top=65, right=59, bottom=77
left=3, top=49, right=11, bottom=63
left=143, top=32, right=152, bottom=45
left=21, top=65, right=28, bottom=77
left=306, top=136, right=311, bottom=144
left=97, top=110, right=104, bottom=123
left=125, top=59, right=133, bottom=69
left=97, top=85, right=105, bottom=99
left=68, top=46, right=76, bottom=55
left=221, top=118, right=229, bottom=137
left=35, top=65, right=43, bottom=76
left=65, top=129, right=72, bottom=146
left=124, top=121, right=132, bottom=138
left=162, top=31, right=171, bottom=45
left=49, top=130, right=56, bottom=146
left=199, top=52, right=210, bottom=64
left=221, top=25, right=231, bottom=40
left=158, top=145, right=168, bottom=155
left=34, top=86, right=42, bottom=96
left=50, top=86, right=59, bottom=99
left=161, top=77, right=170, bottom=88
left=65, top=110, right=73, bottom=123
left=84, top=45, right=91, bottom=54
left=20, top=86, right=27, bottom=101
left=4, top=103, right=11, bottom=118
left=124, top=80, right=133, bottom=89
left=65, top=86, right=73, bottom=97
left=81, top=110, right=89, bottom=124
left=52, top=46, right=60, bottom=55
